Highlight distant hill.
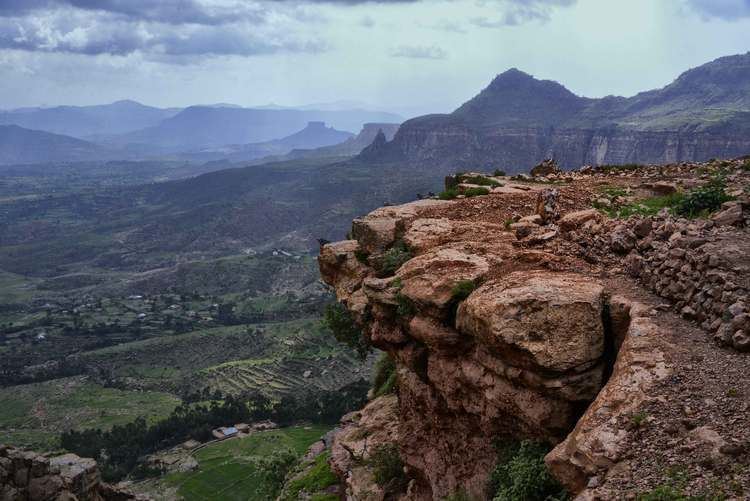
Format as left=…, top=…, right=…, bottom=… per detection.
left=285, top=122, right=400, bottom=160
left=0, top=125, right=114, bottom=165
left=362, top=52, right=750, bottom=170
left=0, top=100, right=179, bottom=138
left=111, top=106, right=402, bottom=151
left=184, top=121, right=355, bottom=162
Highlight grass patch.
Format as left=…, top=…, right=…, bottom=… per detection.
left=166, top=426, right=329, bottom=501
left=463, top=187, right=490, bottom=197
left=439, top=187, right=459, bottom=200
left=451, top=280, right=478, bottom=303
left=372, top=353, right=397, bottom=397
left=608, top=192, right=685, bottom=218
left=281, top=451, right=338, bottom=501
left=322, top=302, right=369, bottom=359
left=460, top=175, right=502, bottom=187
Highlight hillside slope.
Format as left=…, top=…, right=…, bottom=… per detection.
left=365, top=52, right=750, bottom=171
left=0, top=125, right=114, bottom=165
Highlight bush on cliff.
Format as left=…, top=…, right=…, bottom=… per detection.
left=488, top=440, right=568, bottom=501
left=372, top=352, right=397, bottom=397
left=380, top=240, right=412, bottom=276
left=322, top=302, right=370, bottom=359
left=369, top=443, right=409, bottom=493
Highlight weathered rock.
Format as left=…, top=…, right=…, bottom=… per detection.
left=319, top=240, right=371, bottom=304
left=457, top=272, right=605, bottom=372
left=546, top=306, right=672, bottom=494
left=559, top=209, right=601, bottom=232
left=711, top=202, right=743, bottom=226
left=530, top=158, right=561, bottom=177
left=535, top=188, right=560, bottom=223
left=351, top=199, right=452, bottom=254
left=330, top=395, right=401, bottom=501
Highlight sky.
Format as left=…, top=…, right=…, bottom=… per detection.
left=0, top=0, right=749, bottom=117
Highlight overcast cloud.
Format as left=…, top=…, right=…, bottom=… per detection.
left=0, top=0, right=748, bottom=115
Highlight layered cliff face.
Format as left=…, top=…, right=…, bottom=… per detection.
left=319, top=159, right=750, bottom=499
left=360, top=53, right=750, bottom=171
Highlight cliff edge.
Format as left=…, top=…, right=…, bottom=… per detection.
left=318, top=158, right=750, bottom=499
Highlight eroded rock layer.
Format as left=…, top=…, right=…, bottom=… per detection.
left=319, top=158, right=750, bottom=499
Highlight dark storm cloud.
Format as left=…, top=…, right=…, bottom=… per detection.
left=0, top=0, right=265, bottom=25
left=686, top=0, right=750, bottom=20
left=0, top=15, right=325, bottom=56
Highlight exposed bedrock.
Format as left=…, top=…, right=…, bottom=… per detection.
left=318, top=197, right=682, bottom=499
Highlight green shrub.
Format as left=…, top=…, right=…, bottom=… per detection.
left=372, top=353, right=397, bottom=397
left=674, top=177, right=732, bottom=217
left=493, top=169, right=507, bottom=177
left=354, top=249, right=370, bottom=265
left=322, top=302, right=370, bottom=359
left=461, top=175, right=501, bottom=187
left=630, top=411, right=648, bottom=429
left=395, top=293, right=417, bottom=317
left=609, top=192, right=685, bottom=219
left=464, top=187, right=490, bottom=197
left=380, top=241, right=412, bottom=276
left=451, top=280, right=478, bottom=303
left=741, top=159, right=750, bottom=171
left=488, top=441, right=567, bottom=501
left=369, top=444, right=408, bottom=491
left=439, top=188, right=459, bottom=200
left=282, top=451, right=338, bottom=501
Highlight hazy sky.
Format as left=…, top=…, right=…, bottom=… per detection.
left=1, top=0, right=750, bottom=116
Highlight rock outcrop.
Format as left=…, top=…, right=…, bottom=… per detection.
left=320, top=158, right=750, bottom=499
left=0, top=445, right=141, bottom=501
left=357, top=53, right=750, bottom=172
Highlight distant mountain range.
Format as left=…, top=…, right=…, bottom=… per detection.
left=182, top=121, right=356, bottom=162
left=0, top=100, right=180, bottom=138
left=0, top=125, right=114, bottom=164
left=0, top=100, right=403, bottom=164
left=362, top=52, right=750, bottom=170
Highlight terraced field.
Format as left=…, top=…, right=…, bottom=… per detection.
left=138, top=425, right=330, bottom=501
left=0, top=376, right=180, bottom=451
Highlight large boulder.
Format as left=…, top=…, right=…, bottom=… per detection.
left=456, top=271, right=605, bottom=373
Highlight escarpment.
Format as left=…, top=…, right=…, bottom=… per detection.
left=319, top=159, right=750, bottom=499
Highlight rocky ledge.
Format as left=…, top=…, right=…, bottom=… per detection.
left=318, top=158, right=750, bottom=499
left=0, top=444, right=143, bottom=501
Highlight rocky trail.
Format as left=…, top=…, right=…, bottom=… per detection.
left=317, top=158, right=750, bottom=500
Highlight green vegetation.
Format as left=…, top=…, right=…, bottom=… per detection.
left=380, top=241, right=412, bottom=276
left=164, top=426, right=329, bottom=501
left=395, top=293, right=417, bottom=317
left=607, top=175, right=732, bottom=219
left=281, top=451, right=338, bottom=501
left=372, top=353, right=397, bottom=397
left=444, top=489, right=476, bottom=501
left=487, top=440, right=568, bottom=501
left=369, top=443, right=409, bottom=493
left=630, top=411, right=648, bottom=429
left=0, top=377, right=179, bottom=451
left=673, top=177, right=732, bottom=217
left=493, top=169, right=507, bottom=177
left=439, top=187, right=460, bottom=200
left=354, top=249, right=370, bottom=265
left=451, top=280, right=478, bottom=303
left=461, top=175, right=502, bottom=187
left=464, top=187, right=491, bottom=197
left=322, top=302, right=370, bottom=359
left=608, top=192, right=685, bottom=218
left=636, top=465, right=739, bottom=500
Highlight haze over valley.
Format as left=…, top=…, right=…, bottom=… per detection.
left=1, top=1, right=750, bottom=500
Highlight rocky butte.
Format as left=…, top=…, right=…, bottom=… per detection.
left=317, top=158, right=750, bottom=499
left=360, top=53, right=750, bottom=171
